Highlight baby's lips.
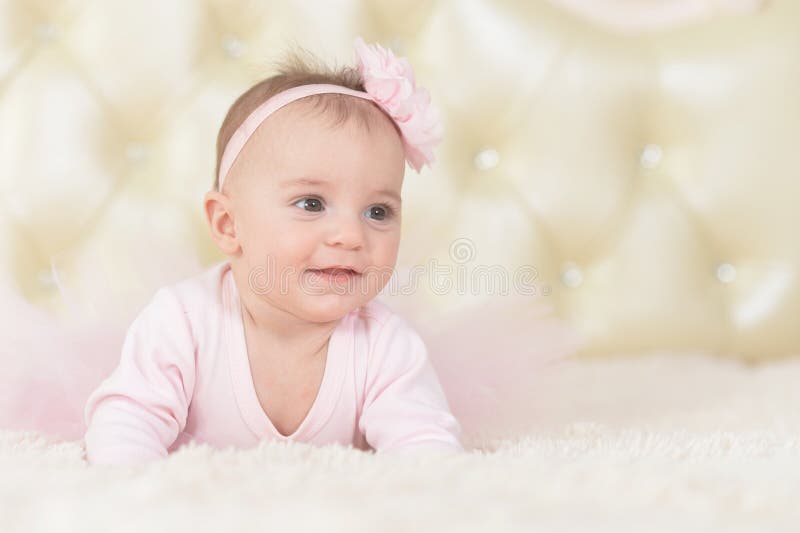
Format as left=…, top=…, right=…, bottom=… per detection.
left=306, top=266, right=362, bottom=275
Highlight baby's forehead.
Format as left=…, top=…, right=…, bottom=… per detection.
left=259, top=161, right=404, bottom=204
left=230, top=97, right=404, bottom=192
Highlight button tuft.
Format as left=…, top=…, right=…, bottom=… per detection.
left=473, top=148, right=499, bottom=170
left=639, top=144, right=663, bottom=169
left=222, top=35, right=247, bottom=59
left=716, top=262, right=736, bottom=283
left=561, top=262, right=583, bottom=288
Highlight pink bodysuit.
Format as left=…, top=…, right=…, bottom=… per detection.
left=83, top=261, right=463, bottom=465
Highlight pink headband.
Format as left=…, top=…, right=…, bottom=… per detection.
left=217, top=37, right=444, bottom=191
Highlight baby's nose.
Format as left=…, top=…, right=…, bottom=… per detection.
left=325, top=214, right=365, bottom=250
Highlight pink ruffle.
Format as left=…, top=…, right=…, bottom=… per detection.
left=354, top=37, right=444, bottom=173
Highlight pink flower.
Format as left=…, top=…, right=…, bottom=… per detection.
left=353, top=37, right=444, bottom=173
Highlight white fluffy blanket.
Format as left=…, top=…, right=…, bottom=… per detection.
left=2, top=352, right=798, bottom=532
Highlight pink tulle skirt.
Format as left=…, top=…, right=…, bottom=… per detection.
left=0, top=270, right=583, bottom=446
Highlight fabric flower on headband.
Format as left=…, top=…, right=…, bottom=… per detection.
left=353, top=37, right=444, bottom=173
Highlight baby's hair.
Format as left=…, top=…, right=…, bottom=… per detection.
left=214, top=44, right=401, bottom=191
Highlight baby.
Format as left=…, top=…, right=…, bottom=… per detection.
left=82, top=37, right=463, bottom=466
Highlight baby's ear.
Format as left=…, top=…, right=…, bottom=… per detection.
left=203, top=190, right=240, bottom=255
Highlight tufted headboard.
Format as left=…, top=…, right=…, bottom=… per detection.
left=1, top=0, right=798, bottom=360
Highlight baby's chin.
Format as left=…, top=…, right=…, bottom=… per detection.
left=292, top=293, right=370, bottom=324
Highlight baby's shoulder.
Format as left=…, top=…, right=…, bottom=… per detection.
left=140, top=261, right=228, bottom=325
left=158, top=261, right=228, bottom=309
left=353, top=298, right=421, bottom=344
left=127, top=261, right=229, bottom=346
left=350, top=299, right=430, bottom=375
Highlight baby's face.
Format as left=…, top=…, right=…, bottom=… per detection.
left=228, top=101, right=406, bottom=323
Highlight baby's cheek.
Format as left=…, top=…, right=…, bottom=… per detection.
left=363, top=264, right=396, bottom=298
left=265, top=224, right=306, bottom=256
left=377, top=236, right=401, bottom=269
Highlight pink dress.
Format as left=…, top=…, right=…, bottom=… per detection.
left=83, top=262, right=463, bottom=465
left=0, top=260, right=580, bottom=463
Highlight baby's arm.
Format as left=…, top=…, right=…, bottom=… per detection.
left=83, top=288, right=196, bottom=466
left=359, top=314, right=464, bottom=455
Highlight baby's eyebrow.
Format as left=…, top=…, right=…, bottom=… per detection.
left=280, top=177, right=329, bottom=188
left=376, top=189, right=402, bottom=204
left=281, top=176, right=401, bottom=204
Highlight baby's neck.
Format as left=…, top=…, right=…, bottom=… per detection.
left=235, top=286, right=341, bottom=365
left=244, top=303, right=338, bottom=356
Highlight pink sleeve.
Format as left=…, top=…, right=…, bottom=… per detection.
left=358, top=314, right=464, bottom=455
left=83, top=288, right=196, bottom=466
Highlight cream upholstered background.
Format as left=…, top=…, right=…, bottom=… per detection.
left=1, top=0, right=798, bottom=361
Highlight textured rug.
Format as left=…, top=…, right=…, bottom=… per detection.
left=2, top=352, right=798, bottom=532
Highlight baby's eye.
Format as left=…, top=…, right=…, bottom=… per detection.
left=294, top=197, right=324, bottom=212
left=365, top=204, right=392, bottom=221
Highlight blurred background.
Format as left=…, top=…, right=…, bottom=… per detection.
left=1, top=0, right=798, bottom=361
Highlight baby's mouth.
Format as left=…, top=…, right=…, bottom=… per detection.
left=306, top=267, right=362, bottom=279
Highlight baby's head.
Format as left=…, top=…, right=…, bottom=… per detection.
left=204, top=45, right=414, bottom=324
